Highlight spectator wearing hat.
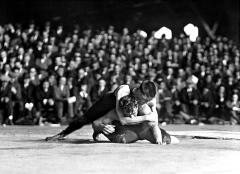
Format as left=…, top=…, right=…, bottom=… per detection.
left=0, top=75, right=13, bottom=125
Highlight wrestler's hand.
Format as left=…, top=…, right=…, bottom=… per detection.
left=102, top=125, right=115, bottom=135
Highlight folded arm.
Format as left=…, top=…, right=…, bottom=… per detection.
left=115, top=85, right=157, bottom=125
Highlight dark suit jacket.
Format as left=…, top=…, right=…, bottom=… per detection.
left=90, top=85, right=109, bottom=104
left=53, top=85, right=70, bottom=102
left=21, top=83, right=35, bottom=103
left=0, top=82, right=12, bottom=105
left=36, top=86, right=54, bottom=110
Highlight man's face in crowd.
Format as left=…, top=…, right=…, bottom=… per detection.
left=43, top=81, right=50, bottom=90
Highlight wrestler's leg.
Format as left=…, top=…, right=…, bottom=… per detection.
left=103, top=122, right=140, bottom=144
left=110, top=122, right=162, bottom=144
left=139, top=122, right=179, bottom=144
left=106, top=122, right=162, bottom=144
left=46, top=92, right=116, bottom=141
left=138, top=122, right=162, bottom=144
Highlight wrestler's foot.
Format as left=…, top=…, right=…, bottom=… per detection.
left=170, top=136, right=180, bottom=144
left=45, top=133, right=65, bottom=141
left=92, top=131, right=100, bottom=141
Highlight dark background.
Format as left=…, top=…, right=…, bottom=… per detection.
left=0, top=0, right=239, bottom=43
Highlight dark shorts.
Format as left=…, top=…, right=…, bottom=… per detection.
left=105, top=121, right=171, bottom=144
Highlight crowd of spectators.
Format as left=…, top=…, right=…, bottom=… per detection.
left=1, top=21, right=240, bottom=126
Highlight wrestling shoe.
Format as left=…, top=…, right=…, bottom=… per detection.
left=45, top=133, right=65, bottom=141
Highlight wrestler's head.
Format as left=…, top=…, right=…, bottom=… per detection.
left=119, top=95, right=138, bottom=117
left=133, top=80, right=158, bottom=104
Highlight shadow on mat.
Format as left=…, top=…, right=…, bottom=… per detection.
left=12, top=138, right=110, bottom=144
left=46, top=138, right=110, bottom=144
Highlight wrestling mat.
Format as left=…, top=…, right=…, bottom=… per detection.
left=169, top=130, right=240, bottom=140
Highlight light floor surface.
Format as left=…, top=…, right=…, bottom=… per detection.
left=0, top=125, right=240, bottom=174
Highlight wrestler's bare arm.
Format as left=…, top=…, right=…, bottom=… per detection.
left=138, top=102, right=163, bottom=144
left=115, top=85, right=156, bottom=125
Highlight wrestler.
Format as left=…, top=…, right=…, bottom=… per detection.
left=46, top=80, right=158, bottom=141
left=92, top=95, right=179, bottom=144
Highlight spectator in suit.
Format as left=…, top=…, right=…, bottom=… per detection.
left=171, top=78, right=194, bottom=124
left=228, top=92, right=240, bottom=125
left=54, top=76, right=72, bottom=124
left=9, top=72, right=23, bottom=123
left=211, top=85, right=231, bottom=124
left=0, top=75, right=13, bottom=125
left=75, top=68, right=88, bottom=88
left=67, top=77, right=78, bottom=117
left=23, top=53, right=35, bottom=71
left=15, top=74, right=36, bottom=125
left=158, top=81, right=173, bottom=123
left=90, top=78, right=109, bottom=104
left=199, top=87, right=216, bottom=123
left=124, top=74, right=137, bottom=89
left=35, top=51, right=52, bottom=79
left=48, top=73, right=57, bottom=87
left=29, top=67, right=40, bottom=86
left=36, top=80, right=57, bottom=124
left=75, top=83, right=92, bottom=117
left=181, top=77, right=201, bottom=123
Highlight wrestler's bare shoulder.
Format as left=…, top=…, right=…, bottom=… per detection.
left=114, top=85, right=131, bottom=99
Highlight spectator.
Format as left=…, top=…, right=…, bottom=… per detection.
left=0, top=75, right=13, bottom=125
left=36, top=80, right=56, bottom=124
left=15, top=74, right=36, bottom=125
left=158, top=81, right=173, bottom=123
left=54, top=76, right=71, bottom=124
left=229, top=93, right=240, bottom=125
left=199, top=87, right=215, bottom=123
left=67, top=77, right=78, bottom=117
left=90, top=78, right=109, bottom=104
left=35, top=50, right=52, bottom=79
left=75, top=83, right=92, bottom=117
left=0, top=22, right=240, bottom=125
left=211, top=85, right=231, bottom=124
left=171, top=78, right=193, bottom=124
left=9, top=72, right=23, bottom=123
left=181, top=77, right=201, bottom=123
